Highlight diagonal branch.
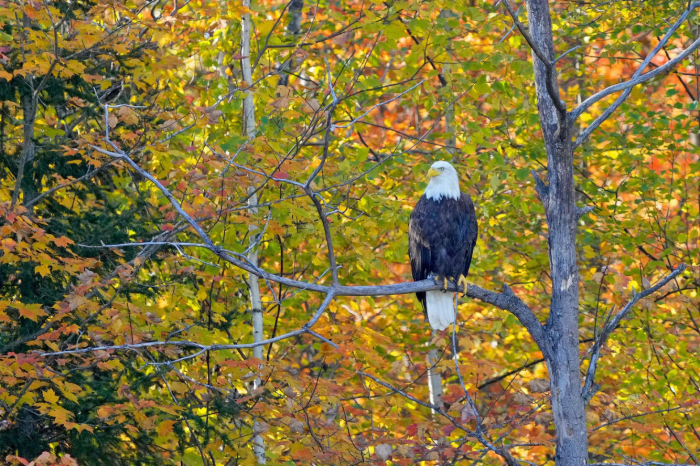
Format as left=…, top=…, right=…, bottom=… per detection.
left=572, top=1, right=700, bottom=145
left=581, top=264, right=686, bottom=403
left=24, top=160, right=117, bottom=208
left=500, top=0, right=567, bottom=118
left=358, top=371, right=519, bottom=465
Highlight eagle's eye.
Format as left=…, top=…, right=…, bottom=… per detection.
left=439, top=167, right=444, bottom=171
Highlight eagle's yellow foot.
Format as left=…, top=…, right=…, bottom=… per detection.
left=433, top=276, right=451, bottom=292
left=457, top=274, right=469, bottom=296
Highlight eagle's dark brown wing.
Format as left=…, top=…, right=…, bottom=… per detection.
left=408, top=196, right=431, bottom=311
left=461, top=193, right=478, bottom=279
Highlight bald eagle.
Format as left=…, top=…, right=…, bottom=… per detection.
left=409, top=161, right=478, bottom=331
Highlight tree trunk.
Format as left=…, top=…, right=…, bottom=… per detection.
left=241, top=1, right=265, bottom=463
left=11, top=91, right=37, bottom=210
left=277, top=0, right=303, bottom=87
left=525, top=0, right=588, bottom=463
left=426, top=338, right=444, bottom=413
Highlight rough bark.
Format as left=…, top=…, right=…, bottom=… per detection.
left=277, top=0, right=303, bottom=86
left=525, top=0, right=588, bottom=463
left=440, top=9, right=458, bottom=163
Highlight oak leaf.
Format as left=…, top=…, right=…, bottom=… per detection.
left=528, top=378, right=550, bottom=393
left=375, top=444, right=392, bottom=461
left=288, top=418, right=304, bottom=433
left=253, top=421, right=269, bottom=434
left=534, top=412, right=553, bottom=427
left=513, top=392, right=533, bottom=405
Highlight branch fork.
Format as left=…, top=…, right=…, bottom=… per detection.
left=582, top=264, right=687, bottom=403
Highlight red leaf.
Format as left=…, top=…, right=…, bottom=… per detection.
left=406, top=424, right=418, bottom=437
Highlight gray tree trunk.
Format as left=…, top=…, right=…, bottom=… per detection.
left=525, top=0, right=588, bottom=463
left=11, top=91, right=37, bottom=210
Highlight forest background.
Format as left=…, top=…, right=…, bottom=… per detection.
left=0, top=0, right=699, bottom=465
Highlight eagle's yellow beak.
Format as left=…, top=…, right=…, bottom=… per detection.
left=427, top=168, right=440, bottom=178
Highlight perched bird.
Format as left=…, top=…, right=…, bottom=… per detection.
left=408, top=161, right=478, bottom=330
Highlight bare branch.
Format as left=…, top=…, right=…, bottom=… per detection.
left=500, top=0, right=566, bottom=117
left=576, top=205, right=595, bottom=220
left=591, top=404, right=694, bottom=432
left=358, top=371, right=518, bottom=465
left=40, top=326, right=336, bottom=358
left=554, top=45, right=581, bottom=64
left=332, top=80, right=424, bottom=130
left=470, top=283, right=548, bottom=354
left=591, top=462, right=696, bottom=466
left=572, top=2, right=700, bottom=144
left=24, top=160, right=117, bottom=208
left=531, top=169, right=549, bottom=209
left=582, top=264, right=686, bottom=402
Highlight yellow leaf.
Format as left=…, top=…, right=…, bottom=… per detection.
left=35, top=263, right=51, bottom=277
left=72, top=424, right=93, bottom=433
left=44, top=340, right=59, bottom=351
left=58, top=385, right=79, bottom=403
left=44, top=388, right=59, bottom=404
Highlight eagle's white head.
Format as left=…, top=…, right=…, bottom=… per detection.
left=424, top=161, right=461, bottom=201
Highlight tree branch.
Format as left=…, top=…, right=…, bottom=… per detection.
left=581, top=264, right=686, bottom=402
left=24, top=160, right=117, bottom=208
left=530, top=169, right=549, bottom=209
left=358, top=371, right=519, bottom=465
left=591, top=462, right=696, bottom=466
left=501, top=0, right=566, bottom=118
left=41, top=325, right=338, bottom=359
left=572, top=1, right=700, bottom=144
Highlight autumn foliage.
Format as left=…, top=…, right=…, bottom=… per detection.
left=0, top=0, right=698, bottom=465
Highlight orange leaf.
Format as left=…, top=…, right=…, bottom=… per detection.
left=18, top=303, right=47, bottom=322
left=157, top=420, right=176, bottom=436
left=52, top=236, right=74, bottom=247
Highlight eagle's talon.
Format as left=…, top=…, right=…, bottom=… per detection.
left=457, top=274, right=469, bottom=296
left=442, top=277, right=449, bottom=293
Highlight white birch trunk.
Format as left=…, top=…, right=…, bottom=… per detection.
left=241, top=2, right=255, bottom=138
left=426, top=344, right=443, bottom=413
left=241, top=2, right=265, bottom=463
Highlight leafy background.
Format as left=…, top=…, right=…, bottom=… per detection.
left=0, top=0, right=698, bottom=464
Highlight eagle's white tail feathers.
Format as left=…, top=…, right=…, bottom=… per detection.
left=426, top=290, right=455, bottom=331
